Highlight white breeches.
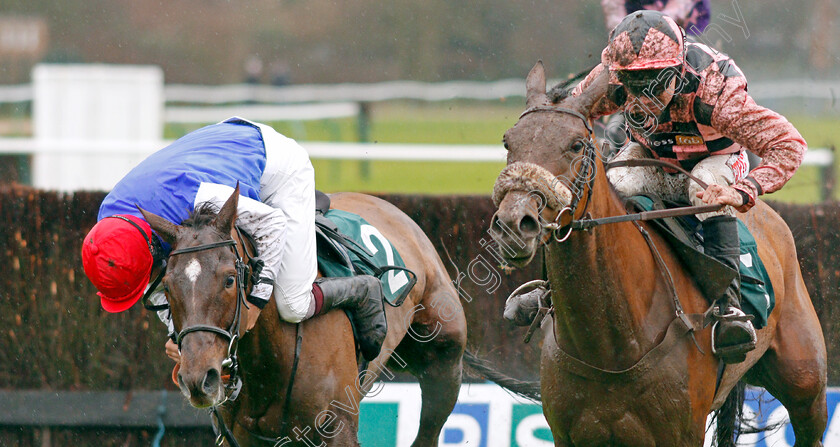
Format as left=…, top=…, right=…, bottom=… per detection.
left=606, top=143, right=749, bottom=220
left=259, top=126, right=318, bottom=323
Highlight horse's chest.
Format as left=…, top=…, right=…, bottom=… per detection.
left=541, top=350, right=698, bottom=445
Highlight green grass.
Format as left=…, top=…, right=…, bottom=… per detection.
left=309, top=102, right=516, bottom=194
left=312, top=160, right=505, bottom=194
left=164, top=104, right=840, bottom=200
left=761, top=115, right=839, bottom=204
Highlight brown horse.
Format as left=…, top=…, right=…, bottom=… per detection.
left=489, top=62, right=827, bottom=446
left=140, top=188, right=467, bottom=446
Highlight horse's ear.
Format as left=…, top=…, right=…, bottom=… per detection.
left=525, top=61, right=550, bottom=108
left=137, top=206, right=178, bottom=245
left=571, top=67, right=610, bottom=116
left=215, top=183, right=240, bottom=234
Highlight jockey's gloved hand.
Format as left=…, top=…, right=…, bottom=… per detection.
left=247, top=280, right=272, bottom=309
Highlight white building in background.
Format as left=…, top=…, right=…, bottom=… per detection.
left=32, top=64, right=163, bottom=191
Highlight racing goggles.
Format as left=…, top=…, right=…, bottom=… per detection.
left=616, top=67, right=680, bottom=98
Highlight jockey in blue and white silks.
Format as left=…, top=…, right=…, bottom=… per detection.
left=98, top=117, right=317, bottom=324
left=83, top=117, right=388, bottom=361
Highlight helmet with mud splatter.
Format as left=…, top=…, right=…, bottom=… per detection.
left=603, top=10, right=685, bottom=71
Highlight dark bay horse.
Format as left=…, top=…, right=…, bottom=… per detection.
left=140, top=188, right=467, bottom=446
left=489, top=62, right=827, bottom=446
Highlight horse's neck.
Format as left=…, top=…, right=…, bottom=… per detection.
left=237, top=307, right=296, bottom=405
left=547, top=165, right=674, bottom=368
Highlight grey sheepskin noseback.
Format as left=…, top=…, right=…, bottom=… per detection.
left=492, top=162, right=572, bottom=210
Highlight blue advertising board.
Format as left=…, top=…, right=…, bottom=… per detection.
left=354, top=384, right=840, bottom=446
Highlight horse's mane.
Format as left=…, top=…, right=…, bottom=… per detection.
left=547, top=83, right=571, bottom=104
left=547, top=63, right=597, bottom=104
left=181, top=202, right=221, bottom=229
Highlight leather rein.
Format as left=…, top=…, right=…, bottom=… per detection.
left=523, top=105, right=723, bottom=242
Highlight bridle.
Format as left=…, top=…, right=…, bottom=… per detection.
left=145, top=226, right=304, bottom=446
left=508, top=104, right=721, bottom=378
left=516, top=105, right=721, bottom=243
left=165, top=230, right=258, bottom=405
left=517, top=105, right=600, bottom=243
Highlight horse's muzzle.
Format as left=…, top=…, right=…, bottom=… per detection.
left=490, top=190, right=544, bottom=268
left=490, top=162, right=571, bottom=268
left=176, top=333, right=228, bottom=408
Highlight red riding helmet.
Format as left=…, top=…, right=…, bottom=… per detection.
left=81, top=214, right=155, bottom=313
left=602, top=10, right=685, bottom=71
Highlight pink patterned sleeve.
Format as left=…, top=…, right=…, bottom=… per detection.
left=710, top=77, right=807, bottom=209
left=571, top=64, right=621, bottom=118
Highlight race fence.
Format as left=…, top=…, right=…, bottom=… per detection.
left=1, top=188, right=840, bottom=445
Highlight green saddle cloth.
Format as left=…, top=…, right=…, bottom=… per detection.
left=629, top=196, right=775, bottom=329
left=316, top=209, right=415, bottom=307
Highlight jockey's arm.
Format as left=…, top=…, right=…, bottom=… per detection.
left=149, top=289, right=176, bottom=338
left=147, top=288, right=182, bottom=363
left=194, top=182, right=288, bottom=309
left=710, top=77, right=807, bottom=210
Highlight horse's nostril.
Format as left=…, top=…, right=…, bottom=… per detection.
left=202, top=368, right=221, bottom=395
left=519, top=215, right=540, bottom=236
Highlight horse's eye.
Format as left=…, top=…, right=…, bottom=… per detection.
left=225, top=275, right=236, bottom=289
left=162, top=283, right=170, bottom=294
left=571, top=140, right=585, bottom=153
left=503, top=139, right=510, bottom=151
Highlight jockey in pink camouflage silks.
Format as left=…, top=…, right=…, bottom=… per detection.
left=598, top=1, right=712, bottom=153
left=601, top=0, right=711, bottom=35
left=570, top=11, right=807, bottom=363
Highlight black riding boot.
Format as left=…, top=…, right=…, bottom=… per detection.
left=703, top=215, right=756, bottom=364
left=315, top=276, right=388, bottom=361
